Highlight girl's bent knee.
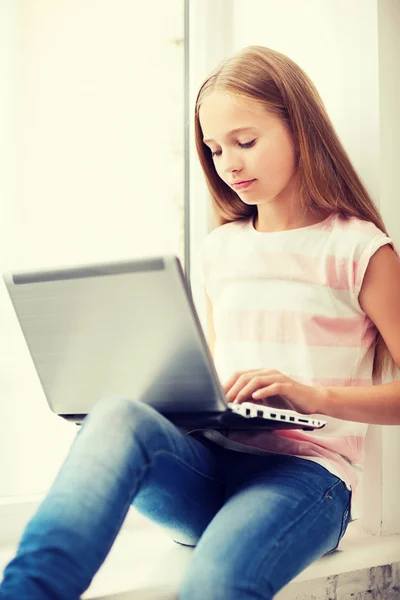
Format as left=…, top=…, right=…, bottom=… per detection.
left=83, top=396, right=169, bottom=444
left=84, top=396, right=158, bottom=433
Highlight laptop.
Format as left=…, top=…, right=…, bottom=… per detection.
left=3, top=255, right=326, bottom=432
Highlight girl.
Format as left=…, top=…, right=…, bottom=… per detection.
left=1, top=45, right=400, bottom=600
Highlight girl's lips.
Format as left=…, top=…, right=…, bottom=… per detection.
left=232, top=179, right=255, bottom=190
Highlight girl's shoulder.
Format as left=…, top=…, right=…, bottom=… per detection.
left=207, top=217, right=250, bottom=238
left=331, top=213, right=397, bottom=289
left=200, top=217, right=250, bottom=252
left=332, top=213, right=385, bottom=238
left=330, top=213, right=393, bottom=253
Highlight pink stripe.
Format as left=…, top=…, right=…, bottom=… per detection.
left=212, top=252, right=356, bottom=291
left=226, top=429, right=361, bottom=491
left=217, top=309, right=376, bottom=348
left=228, top=430, right=364, bottom=466
left=275, top=431, right=365, bottom=464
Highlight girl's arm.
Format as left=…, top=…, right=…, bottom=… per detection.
left=321, top=381, right=400, bottom=424
left=322, top=244, right=400, bottom=424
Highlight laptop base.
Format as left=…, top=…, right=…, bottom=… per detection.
left=59, top=410, right=316, bottom=431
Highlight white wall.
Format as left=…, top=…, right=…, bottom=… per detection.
left=0, top=0, right=184, bottom=498
left=0, top=0, right=21, bottom=495
left=231, top=0, right=381, bottom=204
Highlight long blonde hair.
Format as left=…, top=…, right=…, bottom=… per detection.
left=194, top=45, right=393, bottom=379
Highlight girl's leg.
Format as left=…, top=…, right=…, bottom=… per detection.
left=0, top=397, right=225, bottom=600
left=180, top=453, right=351, bottom=600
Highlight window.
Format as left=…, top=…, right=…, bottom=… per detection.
left=0, top=0, right=185, bottom=498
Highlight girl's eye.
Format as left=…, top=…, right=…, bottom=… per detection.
left=209, top=139, right=256, bottom=158
left=239, top=139, right=256, bottom=149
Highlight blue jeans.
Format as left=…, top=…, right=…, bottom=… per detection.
left=0, top=397, right=351, bottom=600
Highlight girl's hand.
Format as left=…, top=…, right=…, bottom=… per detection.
left=222, top=369, right=326, bottom=415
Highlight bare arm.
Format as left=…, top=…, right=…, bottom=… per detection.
left=321, top=244, right=400, bottom=424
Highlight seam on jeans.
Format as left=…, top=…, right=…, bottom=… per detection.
left=142, top=448, right=224, bottom=483
left=135, top=434, right=224, bottom=483
left=269, top=478, right=347, bottom=554
left=103, top=445, right=172, bottom=551
left=90, top=437, right=221, bottom=554
left=322, top=477, right=345, bottom=498
left=252, top=481, right=349, bottom=588
left=326, top=490, right=352, bottom=553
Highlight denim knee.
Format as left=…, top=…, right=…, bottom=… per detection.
left=81, top=396, right=170, bottom=451
left=84, top=396, right=154, bottom=428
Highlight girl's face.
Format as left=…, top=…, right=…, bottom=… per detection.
left=199, top=92, right=297, bottom=206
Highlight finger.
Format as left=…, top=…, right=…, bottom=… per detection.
left=222, top=373, right=241, bottom=394
left=233, top=374, right=285, bottom=403
left=226, top=371, right=264, bottom=402
left=231, top=375, right=277, bottom=404
left=226, top=378, right=252, bottom=402
left=222, top=376, right=236, bottom=394
left=252, top=383, right=292, bottom=403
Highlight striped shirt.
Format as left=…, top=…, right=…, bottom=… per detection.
left=199, top=212, right=395, bottom=518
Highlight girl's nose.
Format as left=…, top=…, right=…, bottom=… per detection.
left=222, top=153, right=243, bottom=176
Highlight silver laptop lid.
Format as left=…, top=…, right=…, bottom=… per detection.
left=3, top=256, right=227, bottom=416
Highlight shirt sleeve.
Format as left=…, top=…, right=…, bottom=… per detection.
left=355, top=233, right=398, bottom=292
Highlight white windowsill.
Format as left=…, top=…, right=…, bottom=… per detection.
left=85, top=519, right=400, bottom=599
left=1, top=499, right=400, bottom=599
